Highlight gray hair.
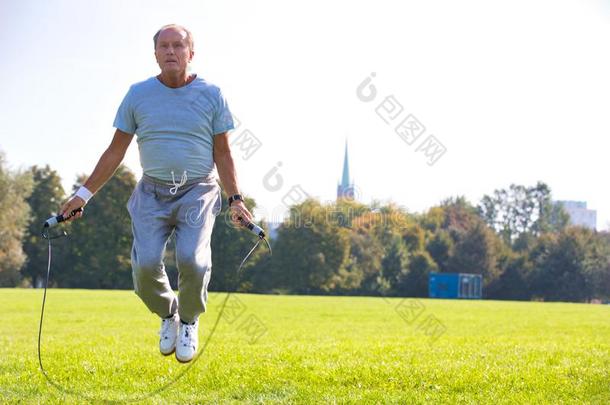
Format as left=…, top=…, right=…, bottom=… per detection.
left=153, top=24, right=194, bottom=51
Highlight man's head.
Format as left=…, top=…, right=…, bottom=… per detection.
left=154, top=24, right=195, bottom=75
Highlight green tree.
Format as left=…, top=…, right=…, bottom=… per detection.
left=342, top=231, right=384, bottom=294
left=487, top=252, right=532, bottom=300
left=331, top=198, right=371, bottom=229
left=426, top=229, right=453, bottom=272
left=587, top=231, right=610, bottom=300
left=439, top=197, right=503, bottom=289
left=398, top=251, right=438, bottom=297
left=420, top=206, right=444, bottom=233
left=447, top=221, right=502, bottom=287
left=350, top=205, right=416, bottom=295
left=527, top=227, right=608, bottom=302
left=269, top=199, right=350, bottom=294
left=59, top=165, right=135, bottom=288
left=0, top=152, right=33, bottom=286
left=21, top=165, right=66, bottom=287
left=530, top=183, right=569, bottom=235
left=211, top=192, right=267, bottom=292
left=478, top=182, right=568, bottom=245
left=380, top=235, right=409, bottom=294
left=403, top=223, right=425, bottom=252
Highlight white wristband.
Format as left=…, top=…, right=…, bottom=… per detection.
left=75, top=186, right=94, bottom=203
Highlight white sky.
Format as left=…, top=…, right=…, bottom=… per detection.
left=1, top=0, right=608, bottom=229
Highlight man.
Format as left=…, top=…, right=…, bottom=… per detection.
left=60, top=24, right=253, bottom=363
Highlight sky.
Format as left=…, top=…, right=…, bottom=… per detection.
left=1, top=0, right=608, bottom=229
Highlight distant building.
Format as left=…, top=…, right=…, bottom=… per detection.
left=337, top=141, right=356, bottom=200
left=555, top=200, right=597, bottom=230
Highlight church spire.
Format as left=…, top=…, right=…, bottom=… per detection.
left=341, top=140, right=350, bottom=189
left=337, top=139, right=355, bottom=200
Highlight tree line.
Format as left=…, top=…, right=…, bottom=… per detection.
left=1, top=153, right=608, bottom=302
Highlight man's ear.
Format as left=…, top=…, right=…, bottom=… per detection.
left=189, top=50, right=195, bottom=62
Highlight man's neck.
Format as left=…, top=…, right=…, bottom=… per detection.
left=157, top=71, right=195, bottom=88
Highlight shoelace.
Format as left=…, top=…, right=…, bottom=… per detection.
left=160, top=317, right=177, bottom=338
left=169, top=170, right=188, bottom=195
left=179, top=323, right=198, bottom=348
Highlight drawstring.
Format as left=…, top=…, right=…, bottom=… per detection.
left=169, top=170, right=188, bottom=195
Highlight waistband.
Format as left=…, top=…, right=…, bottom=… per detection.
left=142, top=173, right=217, bottom=187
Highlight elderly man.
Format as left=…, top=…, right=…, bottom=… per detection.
left=60, top=24, right=252, bottom=363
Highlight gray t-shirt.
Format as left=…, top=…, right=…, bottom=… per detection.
left=113, top=74, right=234, bottom=182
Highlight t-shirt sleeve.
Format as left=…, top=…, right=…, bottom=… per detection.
left=212, top=88, right=235, bottom=136
left=113, top=87, right=137, bottom=135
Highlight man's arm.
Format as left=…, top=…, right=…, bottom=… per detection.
left=60, top=129, right=134, bottom=220
left=213, top=132, right=253, bottom=223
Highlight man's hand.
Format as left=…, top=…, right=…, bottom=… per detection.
left=230, top=200, right=253, bottom=228
left=59, top=196, right=86, bottom=223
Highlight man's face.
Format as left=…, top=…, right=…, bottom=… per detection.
left=154, top=27, right=193, bottom=74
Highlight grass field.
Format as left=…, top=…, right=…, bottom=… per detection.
left=0, top=289, right=608, bottom=404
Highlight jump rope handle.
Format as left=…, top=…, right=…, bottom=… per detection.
left=43, top=207, right=83, bottom=228
left=237, top=216, right=266, bottom=239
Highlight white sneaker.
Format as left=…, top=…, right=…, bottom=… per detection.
left=176, top=320, right=199, bottom=363
left=159, top=314, right=179, bottom=355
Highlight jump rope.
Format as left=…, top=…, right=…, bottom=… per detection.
left=38, top=206, right=271, bottom=403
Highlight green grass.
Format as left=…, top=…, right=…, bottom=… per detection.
left=0, top=289, right=608, bottom=404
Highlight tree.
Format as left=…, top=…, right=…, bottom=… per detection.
left=436, top=197, right=504, bottom=289
left=530, top=183, right=569, bottom=234
left=447, top=221, right=502, bottom=286
left=343, top=230, right=384, bottom=294
left=487, top=252, right=532, bottom=300
left=419, top=206, right=444, bottom=233
left=403, top=223, right=425, bottom=252
left=350, top=204, right=417, bottom=295
left=58, top=165, right=135, bottom=288
left=580, top=232, right=610, bottom=301
left=478, top=182, right=568, bottom=245
left=210, top=192, right=267, bottom=292
left=21, top=165, right=66, bottom=287
left=268, top=199, right=351, bottom=294
left=587, top=232, right=610, bottom=300
left=527, top=227, right=609, bottom=302
left=379, top=235, right=409, bottom=294
left=397, top=251, right=438, bottom=297
left=0, top=152, right=33, bottom=286
left=331, top=198, right=371, bottom=229
left=426, top=229, right=453, bottom=273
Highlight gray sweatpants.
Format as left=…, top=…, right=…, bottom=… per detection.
left=126, top=173, right=221, bottom=323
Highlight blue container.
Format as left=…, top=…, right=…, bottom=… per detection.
left=429, top=272, right=482, bottom=299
